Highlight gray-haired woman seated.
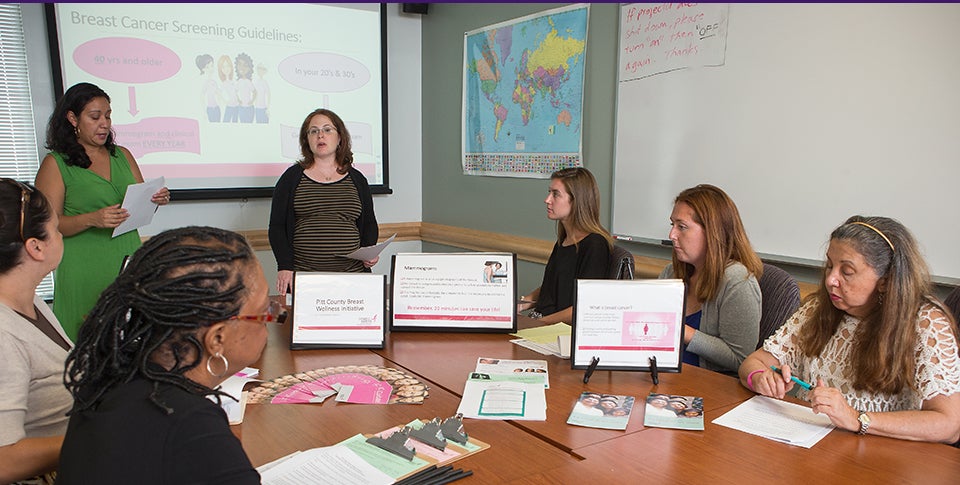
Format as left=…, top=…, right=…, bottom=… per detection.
left=58, top=226, right=281, bottom=483
left=740, top=216, right=960, bottom=443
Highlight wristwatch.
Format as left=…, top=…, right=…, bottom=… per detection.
left=857, top=410, right=871, bottom=435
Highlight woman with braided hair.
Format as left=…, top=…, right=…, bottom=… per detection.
left=57, top=226, right=277, bottom=483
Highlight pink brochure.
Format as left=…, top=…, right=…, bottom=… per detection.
left=270, top=385, right=318, bottom=404
left=335, top=381, right=394, bottom=404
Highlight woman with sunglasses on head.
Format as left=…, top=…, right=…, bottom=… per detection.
left=0, top=180, right=71, bottom=484
left=57, top=226, right=278, bottom=483
left=35, top=82, right=170, bottom=341
left=269, top=108, right=379, bottom=296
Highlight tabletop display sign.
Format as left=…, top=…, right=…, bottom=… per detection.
left=390, top=252, right=517, bottom=333
left=571, top=279, right=685, bottom=372
left=290, top=272, right=387, bottom=349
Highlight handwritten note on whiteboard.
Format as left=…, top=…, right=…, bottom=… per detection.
left=619, top=3, right=729, bottom=81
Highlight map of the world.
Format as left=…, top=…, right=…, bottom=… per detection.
left=462, top=4, right=588, bottom=177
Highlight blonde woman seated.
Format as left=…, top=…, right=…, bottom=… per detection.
left=740, top=216, right=960, bottom=443
left=660, top=184, right=763, bottom=373
left=518, top=167, right=612, bottom=324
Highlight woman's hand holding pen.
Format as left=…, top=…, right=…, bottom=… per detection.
left=752, top=364, right=795, bottom=399
left=809, top=379, right=860, bottom=432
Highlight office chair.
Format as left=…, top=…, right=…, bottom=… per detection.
left=609, top=245, right=634, bottom=280
left=756, top=263, right=801, bottom=349
left=944, top=286, right=960, bottom=324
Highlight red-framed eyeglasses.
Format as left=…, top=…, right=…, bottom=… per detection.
left=233, top=300, right=287, bottom=324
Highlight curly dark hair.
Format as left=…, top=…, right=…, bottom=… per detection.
left=64, top=226, right=256, bottom=414
left=45, top=82, right=117, bottom=169
left=235, top=52, right=253, bottom=80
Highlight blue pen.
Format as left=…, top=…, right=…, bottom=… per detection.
left=770, top=366, right=814, bottom=390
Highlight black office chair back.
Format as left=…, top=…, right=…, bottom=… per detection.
left=609, top=245, right=634, bottom=280
left=944, top=286, right=960, bottom=324
left=757, top=263, right=801, bottom=349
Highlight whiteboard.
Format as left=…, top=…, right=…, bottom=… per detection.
left=612, top=4, right=960, bottom=281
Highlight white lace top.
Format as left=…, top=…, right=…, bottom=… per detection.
left=764, top=299, right=960, bottom=412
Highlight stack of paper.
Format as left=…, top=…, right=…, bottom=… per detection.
left=509, top=323, right=571, bottom=358
left=455, top=358, right=548, bottom=420
left=712, top=395, right=835, bottom=448
left=213, top=367, right=260, bottom=425
left=259, top=419, right=489, bottom=485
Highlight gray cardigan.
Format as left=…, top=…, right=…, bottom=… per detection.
left=660, top=262, right=761, bottom=373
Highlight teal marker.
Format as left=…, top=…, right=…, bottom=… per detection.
left=771, top=365, right=814, bottom=390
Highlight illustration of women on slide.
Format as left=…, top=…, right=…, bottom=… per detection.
left=197, top=54, right=221, bottom=123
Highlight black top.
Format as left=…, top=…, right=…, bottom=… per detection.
left=269, top=163, right=378, bottom=271
left=536, top=233, right=611, bottom=316
left=58, top=378, right=260, bottom=485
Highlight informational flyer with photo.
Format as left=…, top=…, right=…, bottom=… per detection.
left=643, top=393, right=704, bottom=431
left=291, top=272, right=386, bottom=348
left=567, top=392, right=636, bottom=430
left=571, top=279, right=685, bottom=371
left=473, top=357, right=549, bottom=388
left=390, top=253, right=516, bottom=332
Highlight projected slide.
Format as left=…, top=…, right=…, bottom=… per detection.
left=52, top=3, right=385, bottom=192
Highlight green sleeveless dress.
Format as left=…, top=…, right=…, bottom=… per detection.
left=50, top=151, right=142, bottom=340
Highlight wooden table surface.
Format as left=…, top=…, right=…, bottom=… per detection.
left=507, top=401, right=960, bottom=485
left=234, top=322, right=580, bottom=482
left=236, top=313, right=960, bottom=483
left=377, top=318, right=756, bottom=452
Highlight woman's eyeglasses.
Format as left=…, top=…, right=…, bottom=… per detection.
left=234, top=300, right=287, bottom=324
left=1, top=178, right=34, bottom=241
left=307, top=126, right=338, bottom=137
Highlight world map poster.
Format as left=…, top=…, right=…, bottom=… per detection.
left=462, top=4, right=588, bottom=178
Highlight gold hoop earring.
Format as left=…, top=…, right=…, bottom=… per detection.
left=206, top=352, right=229, bottom=378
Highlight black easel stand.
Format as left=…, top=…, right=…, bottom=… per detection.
left=649, top=356, right=659, bottom=385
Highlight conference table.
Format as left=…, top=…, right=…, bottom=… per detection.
left=235, top=314, right=960, bottom=484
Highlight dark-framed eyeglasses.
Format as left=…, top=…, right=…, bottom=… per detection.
left=233, top=300, right=287, bottom=324
left=1, top=178, right=34, bottom=242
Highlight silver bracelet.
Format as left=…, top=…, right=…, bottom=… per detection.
left=529, top=311, right=543, bottom=320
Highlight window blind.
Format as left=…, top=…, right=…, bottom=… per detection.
left=0, top=3, right=54, bottom=299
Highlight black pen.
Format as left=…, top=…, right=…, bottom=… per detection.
left=408, top=465, right=453, bottom=485
left=422, top=468, right=472, bottom=485
left=413, top=467, right=455, bottom=485
left=395, top=464, right=444, bottom=485
left=583, top=356, right=600, bottom=383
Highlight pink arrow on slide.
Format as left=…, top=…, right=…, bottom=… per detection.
left=128, top=86, right=139, bottom=116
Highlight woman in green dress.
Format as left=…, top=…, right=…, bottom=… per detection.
left=35, top=83, right=170, bottom=340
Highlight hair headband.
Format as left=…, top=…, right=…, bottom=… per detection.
left=850, top=221, right=895, bottom=252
